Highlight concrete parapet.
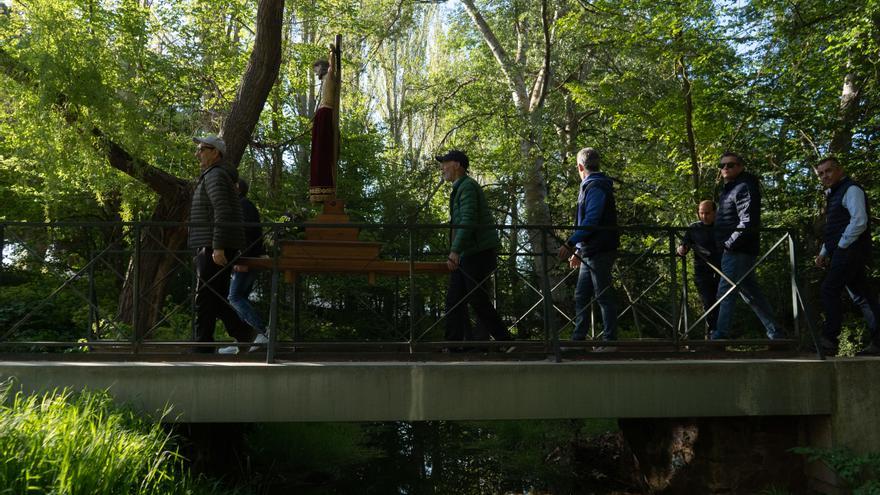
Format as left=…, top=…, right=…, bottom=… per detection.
left=0, top=359, right=833, bottom=422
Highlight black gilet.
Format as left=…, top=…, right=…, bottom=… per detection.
left=824, top=176, right=871, bottom=256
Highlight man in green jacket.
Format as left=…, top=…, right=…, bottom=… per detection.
left=436, top=150, right=512, bottom=346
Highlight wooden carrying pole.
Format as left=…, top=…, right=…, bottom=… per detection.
left=332, top=34, right=341, bottom=194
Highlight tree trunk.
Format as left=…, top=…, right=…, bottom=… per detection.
left=269, top=88, right=283, bottom=198
left=677, top=56, right=700, bottom=198
left=221, top=0, right=285, bottom=166
left=458, top=2, right=553, bottom=234
left=116, top=191, right=191, bottom=339
left=829, top=67, right=861, bottom=155
left=460, top=0, right=557, bottom=306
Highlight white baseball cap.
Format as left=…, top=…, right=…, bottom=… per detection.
left=192, top=135, right=226, bottom=155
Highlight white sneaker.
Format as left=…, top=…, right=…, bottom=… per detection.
left=592, top=346, right=618, bottom=353
left=218, top=345, right=239, bottom=355
left=248, top=333, right=269, bottom=353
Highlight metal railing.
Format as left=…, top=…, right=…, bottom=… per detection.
left=0, top=221, right=820, bottom=362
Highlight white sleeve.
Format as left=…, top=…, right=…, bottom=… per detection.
left=838, top=186, right=868, bottom=249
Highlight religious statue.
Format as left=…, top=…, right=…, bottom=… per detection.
left=309, top=44, right=339, bottom=203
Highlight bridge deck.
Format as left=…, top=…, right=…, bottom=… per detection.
left=0, top=358, right=842, bottom=423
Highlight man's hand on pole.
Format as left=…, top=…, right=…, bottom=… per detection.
left=558, top=242, right=574, bottom=260
left=447, top=251, right=460, bottom=272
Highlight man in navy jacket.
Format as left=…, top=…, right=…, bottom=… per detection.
left=712, top=152, right=781, bottom=340
left=558, top=148, right=619, bottom=342
left=814, top=156, right=880, bottom=355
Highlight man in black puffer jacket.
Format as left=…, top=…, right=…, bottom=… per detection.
left=712, top=152, right=781, bottom=340
left=189, top=135, right=256, bottom=353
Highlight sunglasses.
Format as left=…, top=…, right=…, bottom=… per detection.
left=197, top=145, right=215, bottom=152
left=718, top=161, right=739, bottom=170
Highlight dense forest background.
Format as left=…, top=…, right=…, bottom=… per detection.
left=1, top=0, right=878, bottom=342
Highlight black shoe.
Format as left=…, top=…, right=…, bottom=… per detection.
left=856, top=343, right=880, bottom=356
left=816, top=336, right=838, bottom=355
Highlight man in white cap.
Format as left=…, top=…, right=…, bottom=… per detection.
left=189, top=135, right=259, bottom=353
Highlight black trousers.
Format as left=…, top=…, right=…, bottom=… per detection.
left=694, top=268, right=720, bottom=337
left=194, top=248, right=255, bottom=352
left=445, top=248, right=511, bottom=342
left=821, top=247, right=880, bottom=345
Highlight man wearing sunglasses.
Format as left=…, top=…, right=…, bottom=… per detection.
left=189, top=135, right=258, bottom=353
left=712, top=152, right=781, bottom=340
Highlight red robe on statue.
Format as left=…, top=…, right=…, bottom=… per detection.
left=309, top=106, right=335, bottom=203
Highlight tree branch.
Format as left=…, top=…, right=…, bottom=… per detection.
left=0, top=47, right=188, bottom=198
left=221, top=0, right=285, bottom=166
left=460, top=0, right=529, bottom=111
left=528, top=0, right=552, bottom=112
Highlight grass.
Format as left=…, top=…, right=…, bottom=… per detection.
left=0, top=380, right=224, bottom=495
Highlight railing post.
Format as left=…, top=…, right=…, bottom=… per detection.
left=132, top=223, right=141, bottom=354
left=88, top=233, right=98, bottom=341
left=408, top=227, right=416, bottom=352
left=291, top=275, right=300, bottom=341
left=0, top=223, right=5, bottom=274
left=680, top=247, right=689, bottom=340
left=669, top=228, right=679, bottom=348
left=266, top=224, right=280, bottom=364
left=540, top=227, right=559, bottom=362
left=788, top=231, right=801, bottom=340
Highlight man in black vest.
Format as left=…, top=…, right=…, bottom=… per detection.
left=558, top=147, right=619, bottom=344
left=815, top=156, right=880, bottom=355
left=677, top=200, right=722, bottom=338
left=712, top=152, right=781, bottom=340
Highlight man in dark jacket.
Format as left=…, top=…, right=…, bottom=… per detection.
left=712, top=152, right=781, bottom=340
left=223, top=178, right=269, bottom=354
left=189, top=135, right=256, bottom=353
left=437, top=150, right=512, bottom=345
left=677, top=200, right=722, bottom=338
left=558, top=148, right=619, bottom=342
left=814, top=156, right=880, bottom=355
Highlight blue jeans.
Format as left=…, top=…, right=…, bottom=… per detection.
left=572, top=251, right=617, bottom=341
left=228, top=269, right=266, bottom=333
left=712, top=252, right=780, bottom=339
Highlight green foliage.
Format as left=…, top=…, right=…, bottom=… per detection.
left=0, top=269, right=85, bottom=343
left=0, top=382, right=223, bottom=494
left=792, top=446, right=880, bottom=494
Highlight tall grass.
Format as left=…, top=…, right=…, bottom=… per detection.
left=0, top=381, right=220, bottom=495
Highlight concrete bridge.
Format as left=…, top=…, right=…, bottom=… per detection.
left=1, top=357, right=877, bottom=453
left=3, top=356, right=878, bottom=493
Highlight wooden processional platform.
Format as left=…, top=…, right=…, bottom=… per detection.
left=241, top=200, right=448, bottom=283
